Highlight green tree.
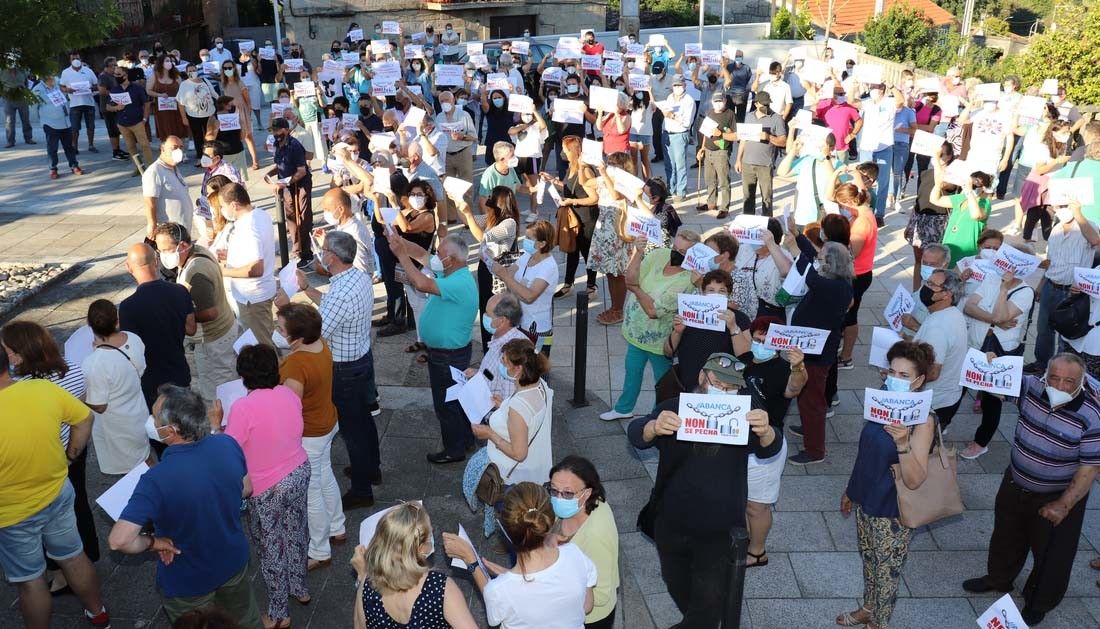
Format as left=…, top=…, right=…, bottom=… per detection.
left=858, top=5, right=943, bottom=64
left=768, top=4, right=815, bottom=40
left=1, top=0, right=121, bottom=102
left=1005, top=0, right=1100, bottom=104
left=981, top=15, right=1011, bottom=35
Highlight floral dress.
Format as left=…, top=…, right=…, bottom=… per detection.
left=588, top=179, right=631, bottom=276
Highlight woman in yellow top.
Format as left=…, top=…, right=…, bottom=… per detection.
left=549, top=455, right=620, bottom=629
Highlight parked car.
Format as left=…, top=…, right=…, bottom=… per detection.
left=457, top=40, right=554, bottom=67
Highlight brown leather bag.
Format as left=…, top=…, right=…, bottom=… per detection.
left=891, top=418, right=964, bottom=528
left=556, top=205, right=581, bottom=253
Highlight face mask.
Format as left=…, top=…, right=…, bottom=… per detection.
left=448, top=27, right=454, bottom=33
left=221, top=206, right=235, bottom=222
left=1052, top=95, right=1064, bottom=105
left=521, top=239, right=536, bottom=255
left=687, top=63, right=697, bottom=72
left=919, top=266, right=936, bottom=282
left=441, top=101, right=454, bottom=113
left=836, top=95, right=847, bottom=104
left=497, top=361, right=515, bottom=380
left=71, top=59, right=82, bottom=69
left=272, top=329, right=291, bottom=349
left=216, top=43, right=224, bottom=49
left=734, top=57, right=743, bottom=64
left=492, top=97, right=505, bottom=108
left=951, top=77, right=961, bottom=85
left=712, top=102, right=725, bottom=112
left=506, top=156, right=519, bottom=168
left=615, top=84, right=625, bottom=92
left=1054, top=133, right=1070, bottom=143
left=979, top=248, right=997, bottom=260
left=224, top=68, right=234, bottom=77
left=291, top=51, right=301, bottom=59
left=429, top=254, right=445, bottom=274
left=1056, top=207, right=1075, bottom=224
left=159, top=248, right=181, bottom=270
left=456, top=98, right=467, bottom=108
left=200, top=155, right=213, bottom=168
left=316, top=250, right=330, bottom=273
left=551, top=495, right=583, bottom=519
left=672, top=86, right=685, bottom=96
left=375, top=28, right=382, bottom=34
left=919, top=285, right=937, bottom=308
left=145, top=415, right=165, bottom=442
left=669, top=250, right=686, bottom=267
left=1046, top=385, right=1076, bottom=408
left=465, top=69, right=475, bottom=78
left=323, top=211, right=339, bottom=226
left=200, top=56, right=210, bottom=63
left=705, top=383, right=730, bottom=396
left=751, top=341, right=776, bottom=362
left=482, top=313, right=498, bottom=334
left=566, top=84, right=579, bottom=94
left=884, top=376, right=911, bottom=392
left=169, top=148, right=184, bottom=164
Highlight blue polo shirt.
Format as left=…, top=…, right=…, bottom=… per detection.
left=112, top=83, right=148, bottom=127
left=420, top=267, right=477, bottom=349
left=274, top=135, right=312, bottom=187
left=119, top=434, right=250, bottom=598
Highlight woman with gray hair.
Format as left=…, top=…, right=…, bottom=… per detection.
left=788, top=236, right=854, bottom=466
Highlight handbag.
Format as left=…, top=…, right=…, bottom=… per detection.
left=1051, top=292, right=1098, bottom=340
left=890, top=418, right=964, bottom=528
left=491, top=245, right=521, bottom=295
left=556, top=204, right=581, bottom=254
left=474, top=385, right=548, bottom=506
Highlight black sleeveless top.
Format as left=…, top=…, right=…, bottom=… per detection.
left=361, top=569, right=450, bottom=628
left=216, top=123, right=244, bottom=156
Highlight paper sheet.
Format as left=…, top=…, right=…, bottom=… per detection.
left=458, top=373, right=494, bottom=424
left=401, top=106, right=426, bottom=130
left=728, top=214, right=770, bottom=246
left=96, top=462, right=150, bottom=520
left=763, top=324, right=830, bottom=355
left=681, top=242, right=717, bottom=274
left=1047, top=177, right=1094, bottom=206
left=737, top=123, right=763, bottom=142
left=1074, top=266, right=1100, bottom=298
left=442, top=176, right=473, bottom=201
left=676, top=393, right=751, bottom=445
left=910, top=130, right=946, bottom=158
left=868, top=327, right=903, bottom=369
left=233, top=329, right=259, bottom=354
left=863, top=388, right=933, bottom=426
left=884, top=285, right=915, bottom=332
left=64, top=325, right=96, bottom=366
left=359, top=501, right=427, bottom=547
left=215, top=379, right=248, bottom=427
left=959, top=349, right=1024, bottom=397
left=581, top=138, right=604, bottom=167
left=977, top=593, right=1029, bottom=629
left=278, top=259, right=300, bottom=299
left=450, top=524, right=488, bottom=572
left=677, top=293, right=726, bottom=331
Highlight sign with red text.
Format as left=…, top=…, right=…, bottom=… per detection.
left=991, top=243, right=1041, bottom=278
left=677, top=293, right=726, bottom=331
left=863, top=388, right=933, bottom=426
left=217, top=113, right=241, bottom=131
left=977, top=594, right=1029, bottom=629
left=624, top=208, right=663, bottom=242
left=728, top=214, right=770, bottom=246
left=1074, top=266, right=1100, bottom=298
left=763, top=324, right=829, bottom=354
left=677, top=393, right=751, bottom=445
left=682, top=242, right=717, bottom=274
left=884, top=284, right=915, bottom=332
left=959, top=349, right=1023, bottom=397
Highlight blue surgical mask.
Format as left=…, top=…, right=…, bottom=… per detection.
left=884, top=376, right=911, bottom=392
left=492, top=97, right=505, bottom=108
left=705, top=384, right=731, bottom=395
left=707, top=257, right=721, bottom=271
left=751, top=341, right=776, bottom=362
left=497, top=361, right=515, bottom=380
left=521, top=239, right=536, bottom=255
left=920, top=266, right=935, bottom=282
left=481, top=313, right=497, bottom=334
left=551, top=495, right=582, bottom=519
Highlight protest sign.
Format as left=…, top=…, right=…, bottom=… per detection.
left=321, top=118, right=338, bottom=138
left=238, top=40, right=255, bottom=53
left=347, top=28, right=364, bottom=42
left=70, top=81, right=92, bottom=96
left=737, top=123, right=763, bottom=142
left=381, top=21, right=400, bottom=34
left=677, top=293, right=726, bottom=331
left=582, top=55, right=602, bottom=71
left=368, top=131, right=395, bottom=153
left=700, top=50, right=722, bottom=66
left=270, top=103, right=290, bottom=118
left=581, top=138, right=604, bottom=166
left=677, top=393, right=751, bottom=445
left=959, top=349, right=1024, bottom=397
left=869, top=327, right=903, bottom=369
left=340, top=113, right=359, bottom=131
left=698, top=117, right=719, bottom=138
left=1040, top=78, right=1058, bottom=95
left=763, top=324, right=830, bottom=354
left=371, top=61, right=401, bottom=85
left=607, top=166, right=644, bottom=199
left=64, top=325, right=95, bottom=366
left=258, top=47, right=276, bottom=61
left=47, top=89, right=67, bottom=107
left=370, top=40, right=390, bottom=56
left=975, top=82, right=1001, bottom=102
left=443, top=176, right=473, bottom=201
left=884, top=284, right=915, bottom=332
left=682, top=243, right=718, bottom=274
left=938, top=94, right=960, bottom=117
left=547, top=184, right=563, bottom=207
left=1046, top=177, right=1094, bottom=206
left=852, top=64, right=883, bottom=84
left=1074, top=266, right=1100, bottom=298
left=458, top=373, right=493, bottom=424
left=108, top=92, right=132, bottom=106
left=359, top=501, right=427, bottom=547
left=486, top=73, right=510, bottom=91
left=293, top=81, right=316, bottom=98
left=943, top=158, right=972, bottom=187
left=157, top=96, right=177, bottom=111
left=401, top=106, right=426, bottom=130
left=233, top=329, right=259, bottom=354
left=217, top=113, right=241, bottom=131
left=801, top=59, right=830, bottom=85
left=624, top=209, right=663, bottom=242
left=556, top=37, right=582, bottom=59
left=96, top=463, right=150, bottom=520
left=684, top=43, right=702, bottom=57
left=215, top=378, right=248, bottom=426
left=342, top=51, right=360, bottom=67
left=541, top=67, right=564, bottom=83
left=284, top=58, right=303, bottom=73
left=1017, top=95, right=1046, bottom=121
left=508, top=94, right=534, bottom=114
left=863, top=388, right=934, bottom=426
left=323, top=59, right=344, bottom=75
left=976, top=593, right=1029, bottom=629
left=603, top=50, right=623, bottom=60
left=991, top=243, right=1041, bottom=278
left=551, top=98, right=586, bottom=124
left=404, top=45, right=424, bottom=60
left=911, top=130, right=946, bottom=158
left=466, top=42, right=483, bottom=56
left=628, top=73, right=650, bottom=91
left=791, top=108, right=812, bottom=130
left=603, top=59, right=624, bottom=78
left=626, top=43, right=645, bottom=55
left=728, top=214, right=770, bottom=246
left=435, top=64, right=464, bottom=86
left=511, top=40, right=530, bottom=56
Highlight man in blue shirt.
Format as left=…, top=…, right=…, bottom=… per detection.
left=105, top=68, right=153, bottom=167
left=267, top=117, right=314, bottom=267
left=390, top=232, right=478, bottom=464
left=108, top=385, right=261, bottom=629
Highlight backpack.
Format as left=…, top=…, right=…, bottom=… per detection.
left=1050, top=292, right=1098, bottom=340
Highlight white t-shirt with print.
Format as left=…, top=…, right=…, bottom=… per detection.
left=484, top=543, right=597, bottom=629
left=513, top=253, right=559, bottom=334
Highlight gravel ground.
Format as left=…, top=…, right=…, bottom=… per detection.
left=0, top=263, right=73, bottom=319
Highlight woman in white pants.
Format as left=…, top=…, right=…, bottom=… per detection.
left=274, top=303, right=347, bottom=570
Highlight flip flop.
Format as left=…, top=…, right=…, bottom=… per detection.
left=1091, top=557, right=1100, bottom=570
left=745, top=550, right=768, bottom=568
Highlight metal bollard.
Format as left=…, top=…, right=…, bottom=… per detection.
left=274, top=194, right=290, bottom=266
left=721, top=526, right=750, bottom=629
left=570, top=289, right=589, bottom=408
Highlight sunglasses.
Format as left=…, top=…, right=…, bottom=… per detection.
left=543, top=482, right=584, bottom=500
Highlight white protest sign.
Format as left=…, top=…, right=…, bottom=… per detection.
left=684, top=43, right=703, bottom=57
left=449, top=524, right=488, bottom=572
left=283, top=58, right=303, bottom=73
left=626, top=43, right=645, bottom=55
left=486, top=73, right=510, bottom=91
left=370, top=40, right=391, bottom=57
left=624, top=209, right=663, bottom=242
left=701, top=50, right=722, bottom=66
left=852, top=64, right=883, bottom=84
left=258, top=47, right=276, bottom=61
left=371, top=61, right=401, bottom=85
left=792, top=108, right=812, bottom=130
left=1040, top=78, right=1058, bottom=95
left=404, top=45, right=424, bottom=60
left=238, top=40, right=255, bottom=53
left=64, top=325, right=95, bottom=366
left=1047, top=177, right=1094, bottom=206
left=401, top=106, right=426, bottom=130
left=1017, top=95, right=1047, bottom=121
left=959, top=349, right=1024, bottom=397
left=541, top=67, right=564, bottom=84
left=603, top=50, right=624, bottom=61
left=977, top=594, right=1029, bottom=629
left=233, top=329, right=259, bottom=353
left=96, top=462, right=150, bottom=520
left=511, top=40, right=530, bottom=56
left=445, top=366, right=468, bottom=402
left=547, top=185, right=563, bottom=208
left=278, top=258, right=300, bottom=298
left=1074, top=267, right=1100, bottom=298
left=728, top=214, right=770, bottom=246
left=215, top=378, right=248, bottom=427
left=340, top=113, right=359, bottom=130
left=347, top=28, right=364, bottom=42
left=69, top=81, right=92, bottom=96
left=442, top=176, right=473, bottom=201
left=607, top=166, right=644, bottom=199
left=556, top=38, right=582, bottom=60
left=628, top=73, right=650, bottom=91
left=458, top=373, right=494, bottom=424
left=869, top=327, right=903, bottom=369
left=202, top=61, right=220, bottom=76
left=217, top=113, right=241, bottom=131
left=47, top=89, right=67, bottom=106
left=677, top=293, right=726, bottom=331
left=435, top=64, right=463, bottom=86
left=698, top=116, right=719, bottom=138
left=157, top=96, right=177, bottom=111
left=270, top=103, right=290, bottom=119
left=682, top=243, right=718, bottom=274
left=801, top=59, right=830, bottom=85
left=108, top=91, right=132, bottom=106
left=915, top=77, right=940, bottom=94
left=342, top=51, right=360, bottom=67
left=372, top=83, right=397, bottom=97
left=677, top=393, right=751, bottom=445
left=737, top=123, right=763, bottom=142
left=603, top=59, right=624, bottom=78
left=647, top=34, right=669, bottom=48
left=938, top=94, right=960, bottom=117
left=381, top=21, right=400, bottom=34
left=581, top=138, right=604, bottom=166
left=368, top=132, right=396, bottom=153
left=293, top=81, right=316, bottom=98
left=322, top=59, right=345, bottom=75
left=991, top=243, right=1041, bottom=278
left=975, top=82, right=1001, bottom=102
left=967, top=258, right=1000, bottom=284
left=863, top=388, right=933, bottom=426
left=943, top=159, right=972, bottom=187
left=763, top=324, right=830, bottom=355
left=911, top=130, right=946, bottom=158
left=884, top=284, right=915, bottom=332
left=617, top=35, right=630, bottom=48
left=756, top=57, right=773, bottom=73
left=508, top=94, right=534, bottom=114
left=466, top=42, right=484, bottom=56
left=581, top=55, right=602, bottom=71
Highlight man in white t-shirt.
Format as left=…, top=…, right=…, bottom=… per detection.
left=752, top=62, right=792, bottom=120
left=962, top=96, right=1013, bottom=186
left=218, top=183, right=277, bottom=345
left=59, top=52, right=101, bottom=153
left=857, top=84, right=901, bottom=224
left=913, top=269, right=969, bottom=432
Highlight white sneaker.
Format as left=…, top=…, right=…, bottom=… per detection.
left=825, top=409, right=835, bottom=418
left=959, top=443, right=988, bottom=460
left=599, top=410, right=633, bottom=422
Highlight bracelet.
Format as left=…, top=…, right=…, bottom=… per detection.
left=790, top=363, right=805, bottom=372
left=896, top=446, right=911, bottom=454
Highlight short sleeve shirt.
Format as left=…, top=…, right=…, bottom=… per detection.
left=142, top=160, right=194, bottom=229
left=114, top=83, right=148, bottom=127
left=741, top=109, right=787, bottom=166
left=118, top=280, right=194, bottom=397
left=513, top=254, right=559, bottom=334
left=622, top=248, right=695, bottom=354
left=280, top=347, right=338, bottom=437
left=274, top=136, right=311, bottom=187
left=225, top=208, right=277, bottom=304
left=420, top=267, right=478, bottom=349
left=913, top=306, right=968, bottom=409
left=479, top=165, right=522, bottom=199
left=484, top=543, right=598, bottom=629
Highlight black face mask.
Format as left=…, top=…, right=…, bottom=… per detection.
left=669, top=250, right=686, bottom=267
left=331, top=47, right=341, bottom=54
left=919, top=285, right=937, bottom=308
left=291, top=50, right=301, bottom=59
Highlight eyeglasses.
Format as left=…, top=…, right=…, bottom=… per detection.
left=543, top=483, right=584, bottom=500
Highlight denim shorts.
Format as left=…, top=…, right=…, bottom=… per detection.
left=628, top=133, right=651, bottom=144
left=0, top=479, right=84, bottom=582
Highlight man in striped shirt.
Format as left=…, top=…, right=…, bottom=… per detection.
left=962, top=353, right=1100, bottom=625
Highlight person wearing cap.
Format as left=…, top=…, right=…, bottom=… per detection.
left=856, top=83, right=903, bottom=225
left=660, top=75, right=695, bottom=202
left=816, top=83, right=862, bottom=165
left=627, top=352, right=780, bottom=628
left=735, top=90, right=787, bottom=216
left=721, top=50, right=753, bottom=123
left=696, top=92, right=738, bottom=217
left=267, top=116, right=315, bottom=268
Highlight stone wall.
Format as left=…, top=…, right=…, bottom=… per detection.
left=703, top=0, right=772, bottom=24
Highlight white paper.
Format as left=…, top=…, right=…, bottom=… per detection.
left=975, top=82, right=1001, bottom=102
left=359, top=500, right=426, bottom=547
left=700, top=50, right=722, bottom=66
left=370, top=40, right=391, bottom=56
left=884, top=284, right=916, bottom=332
left=233, top=329, right=259, bottom=354
left=215, top=378, right=248, bottom=427
left=401, top=106, right=426, bottom=129
left=755, top=57, right=773, bottom=73
left=442, top=176, right=473, bottom=201
left=628, top=74, right=650, bottom=91
left=684, top=43, right=703, bottom=57
left=698, top=116, right=719, bottom=138
left=677, top=293, right=726, bottom=331
left=551, top=98, right=586, bottom=124
left=991, top=243, right=1041, bottom=278
left=646, top=34, right=669, bottom=48
left=342, top=51, right=360, bottom=67
left=346, top=28, right=364, bottom=43
left=1040, top=78, right=1058, bottom=95
left=508, top=94, right=534, bottom=114
left=938, top=94, right=960, bottom=118
left=943, top=159, right=972, bottom=187
left=602, top=59, right=624, bottom=78
left=959, top=349, right=1024, bottom=397
left=371, top=61, right=401, bottom=85
left=607, top=166, right=644, bottom=199
left=547, top=185, right=563, bottom=208
left=676, top=393, right=751, bottom=445
left=258, top=47, right=276, bottom=61
left=61, top=324, right=95, bottom=367
left=379, top=207, right=399, bottom=226
left=449, top=524, right=488, bottom=571
left=156, top=96, right=177, bottom=111
left=373, top=170, right=393, bottom=195
left=801, top=59, right=829, bottom=85
left=466, top=42, right=484, bottom=56
left=510, top=40, right=530, bottom=56
left=1017, top=95, right=1046, bottom=121
left=238, top=40, right=255, bottom=53
left=458, top=373, right=494, bottom=424
left=587, top=85, right=620, bottom=113
left=863, top=388, right=933, bottom=426
left=911, top=130, right=946, bottom=158
left=108, top=91, right=132, bottom=106
left=435, top=64, right=463, bottom=87
left=541, top=67, right=564, bottom=84
left=581, top=138, right=604, bottom=167
left=534, top=178, right=546, bottom=206
left=728, top=214, right=770, bottom=246
left=270, top=103, right=290, bottom=119
left=486, top=73, right=510, bottom=91
left=737, top=123, right=763, bottom=142
left=869, top=327, right=903, bottom=369
left=792, top=108, right=812, bottom=130
left=1047, top=177, right=1094, bottom=206
left=217, top=113, right=241, bottom=132
left=96, top=462, right=150, bottom=520
left=69, top=81, right=91, bottom=96
left=445, top=366, right=468, bottom=402
left=1074, top=267, right=1100, bottom=298
left=763, top=324, right=830, bottom=355
left=626, top=43, right=645, bottom=55
left=202, top=61, right=220, bottom=76
left=284, top=58, right=304, bottom=73
left=581, top=55, right=602, bottom=71
left=293, top=81, right=315, bottom=98
left=852, top=64, right=883, bottom=85
left=278, top=259, right=300, bottom=299
left=381, top=21, right=400, bottom=34
left=404, top=45, right=424, bottom=60
left=977, top=593, right=1030, bottom=629
left=624, top=209, right=662, bottom=242
left=368, top=132, right=396, bottom=153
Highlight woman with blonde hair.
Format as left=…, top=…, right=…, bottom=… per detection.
left=352, top=503, right=477, bottom=628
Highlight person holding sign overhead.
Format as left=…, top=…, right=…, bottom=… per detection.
left=929, top=161, right=992, bottom=268
left=837, top=340, right=935, bottom=629
left=589, top=152, right=641, bottom=325
left=627, top=353, right=779, bottom=628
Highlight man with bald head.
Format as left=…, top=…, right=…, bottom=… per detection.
left=119, top=242, right=197, bottom=409
left=317, top=188, right=374, bottom=275
left=141, top=135, right=193, bottom=241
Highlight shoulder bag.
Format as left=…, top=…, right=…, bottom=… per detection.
left=490, top=228, right=521, bottom=295
left=890, top=417, right=964, bottom=528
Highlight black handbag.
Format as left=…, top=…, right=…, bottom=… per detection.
left=1051, top=292, right=1097, bottom=340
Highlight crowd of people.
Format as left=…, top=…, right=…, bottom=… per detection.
left=4, top=23, right=1100, bottom=629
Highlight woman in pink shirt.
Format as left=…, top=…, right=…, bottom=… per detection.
left=215, top=344, right=310, bottom=629
left=833, top=182, right=878, bottom=371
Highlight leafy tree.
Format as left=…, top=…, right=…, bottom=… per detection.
left=768, top=4, right=815, bottom=40
left=1, top=0, right=121, bottom=102
left=981, top=16, right=1011, bottom=35
left=858, top=5, right=944, bottom=64
left=1004, top=0, right=1100, bottom=104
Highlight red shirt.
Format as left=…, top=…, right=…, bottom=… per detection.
left=850, top=207, right=878, bottom=275
left=601, top=114, right=630, bottom=154
left=819, top=101, right=862, bottom=151
left=582, top=42, right=604, bottom=76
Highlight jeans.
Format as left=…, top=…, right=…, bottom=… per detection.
left=426, top=344, right=473, bottom=457
left=333, top=351, right=380, bottom=498
left=5, top=101, right=32, bottom=143
left=663, top=131, right=690, bottom=197
left=69, top=105, right=95, bottom=144
left=302, top=424, right=346, bottom=561
left=0, top=480, right=83, bottom=582
left=859, top=145, right=893, bottom=219
left=655, top=523, right=730, bottom=628
left=44, top=125, right=78, bottom=170
left=614, top=343, right=671, bottom=415
left=889, top=141, right=910, bottom=199
left=1034, top=281, right=1069, bottom=367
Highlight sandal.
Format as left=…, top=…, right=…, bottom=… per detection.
left=262, top=615, right=291, bottom=629
left=1091, top=557, right=1100, bottom=570
left=553, top=284, right=573, bottom=299
left=745, top=550, right=768, bottom=568
left=404, top=342, right=426, bottom=353
left=416, top=354, right=428, bottom=364
left=596, top=309, right=623, bottom=325
left=836, top=606, right=872, bottom=627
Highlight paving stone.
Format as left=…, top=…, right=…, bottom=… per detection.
left=743, top=552, right=802, bottom=599
left=789, top=551, right=893, bottom=598
left=601, top=477, right=653, bottom=535
left=821, top=511, right=938, bottom=552
left=775, top=476, right=851, bottom=512
left=747, top=598, right=860, bottom=629
left=618, top=532, right=667, bottom=596
left=766, top=511, right=836, bottom=553
left=957, top=473, right=1007, bottom=511
left=927, top=510, right=996, bottom=550
left=889, top=597, right=983, bottom=629
left=572, top=434, right=650, bottom=481
left=902, top=550, right=990, bottom=597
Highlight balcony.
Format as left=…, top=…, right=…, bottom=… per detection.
left=424, top=0, right=527, bottom=10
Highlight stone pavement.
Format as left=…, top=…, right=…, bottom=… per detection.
left=2, top=119, right=1100, bottom=628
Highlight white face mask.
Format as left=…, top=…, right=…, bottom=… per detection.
left=145, top=415, right=165, bottom=442
left=216, top=43, right=224, bottom=49
left=982, top=101, right=996, bottom=112
left=441, top=101, right=454, bottom=113
left=672, top=86, right=685, bottom=96
left=159, top=246, right=181, bottom=270
left=979, top=248, right=997, bottom=260
left=224, top=68, right=234, bottom=77
left=409, top=194, right=427, bottom=210
left=71, top=59, right=82, bottom=69
left=272, top=329, right=291, bottom=349
left=279, top=96, right=291, bottom=105
left=870, top=88, right=883, bottom=101
left=506, top=156, right=519, bottom=168
left=200, top=155, right=213, bottom=168
left=712, top=102, right=725, bottom=112
left=1045, top=385, right=1077, bottom=408
left=429, top=254, right=445, bottom=274
left=1056, top=207, right=1075, bottom=224
left=221, top=206, right=236, bottom=222
left=323, top=210, right=339, bottom=226
left=169, top=148, right=184, bottom=164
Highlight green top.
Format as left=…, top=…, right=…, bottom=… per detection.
left=622, top=248, right=694, bottom=354
left=295, top=96, right=321, bottom=123
left=420, top=267, right=478, bottom=349
left=570, top=501, right=620, bottom=624
left=478, top=164, right=522, bottom=198
left=941, top=193, right=991, bottom=269
left=1049, top=158, right=1100, bottom=223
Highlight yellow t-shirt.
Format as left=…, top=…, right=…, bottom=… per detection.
left=0, top=380, right=91, bottom=527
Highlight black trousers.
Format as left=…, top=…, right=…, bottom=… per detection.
left=986, top=469, right=1088, bottom=613
left=185, top=115, right=209, bottom=159
left=652, top=109, right=665, bottom=160
left=563, top=232, right=597, bottom=291
left=477, top=260, right=493, bottom=353
left=655, top=523, right=731, bottom=628
left=1024, top=206, right=1053, bottom=241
